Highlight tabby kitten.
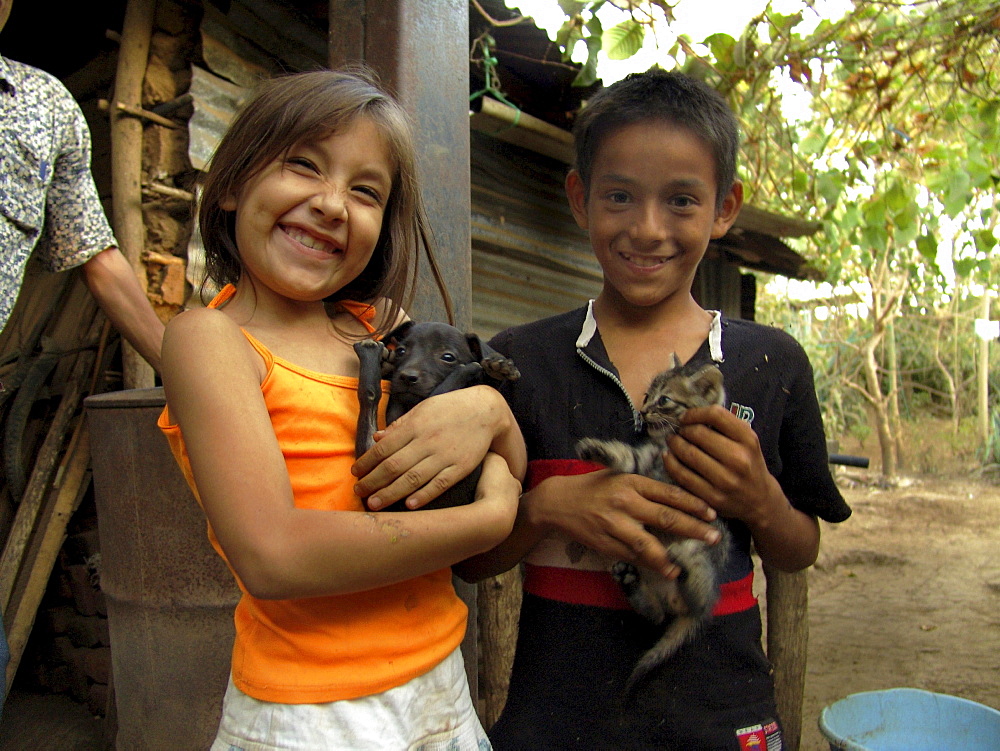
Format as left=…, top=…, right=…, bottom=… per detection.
left=576, top=354, right=731, bottom=691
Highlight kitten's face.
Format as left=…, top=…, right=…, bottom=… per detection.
left=641, top=363, right=724, bottom=440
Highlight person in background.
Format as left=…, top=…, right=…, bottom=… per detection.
left=0, top=0, right=163, bottom=371
left=1, top=0, right=164, bottom=716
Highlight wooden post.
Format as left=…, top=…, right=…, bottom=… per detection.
left=328, top=0, right=478, bottom=703
left=110, top=0, right=156, bottom=389
left=764, top=565, right=809, bottom=751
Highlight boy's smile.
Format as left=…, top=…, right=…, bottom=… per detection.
left=567, top=120, right=742, bottom=313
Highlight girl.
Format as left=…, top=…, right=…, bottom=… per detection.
left=157, top=68, right=525, bottom=750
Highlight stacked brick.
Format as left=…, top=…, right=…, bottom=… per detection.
left=21, top=501, right=110, bottom=717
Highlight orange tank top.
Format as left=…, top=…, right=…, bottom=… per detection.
left=157, top=285, right=467, bottom=703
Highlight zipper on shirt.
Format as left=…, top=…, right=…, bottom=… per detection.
left=575, top=348, right=645, bottom=434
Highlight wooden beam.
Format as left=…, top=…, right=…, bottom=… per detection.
left=765, top=565, right=809, bottom=751
left=110, top=0, right=156, bottom=389
left=4, top=427, right=93, bottom=694
left=0, top=315, right=103, bottom=612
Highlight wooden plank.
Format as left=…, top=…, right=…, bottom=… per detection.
left=4, top=426, right=93, bottom=694
left=0, top=350, right=97, bottom=611
left=764, top=565, right=809, bottom=751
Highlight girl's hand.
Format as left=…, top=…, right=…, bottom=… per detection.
left=525, top=470, right=721, bottom=579
left=473, top=451, right=521, bottom=537
left=352, top=385, right=525, bottom=510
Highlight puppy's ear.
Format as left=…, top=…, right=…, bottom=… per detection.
left=386, top=320, right=416, bottom=346
left=466, top=333, right=485, bottom=363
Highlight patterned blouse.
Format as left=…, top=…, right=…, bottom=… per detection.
left=0, top=55, right=116, bottom=332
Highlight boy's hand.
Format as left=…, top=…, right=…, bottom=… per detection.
left=665, top=405, right=785, bottom=529
left=666, top=404, right=822, bottom=572
left=525, top=470, right=721, bottom=579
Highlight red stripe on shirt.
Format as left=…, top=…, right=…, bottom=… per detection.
left=524, top=564, right=757, bottom=616
left=526, top=458, right=605, bottom=488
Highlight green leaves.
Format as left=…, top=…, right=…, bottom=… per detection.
left=603, top=18, right=645, bottom=60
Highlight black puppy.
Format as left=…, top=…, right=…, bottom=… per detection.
left=353, top=321, right=519, bottom=510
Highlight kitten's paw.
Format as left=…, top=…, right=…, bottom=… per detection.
left=612, top=561, right=639, bottom=588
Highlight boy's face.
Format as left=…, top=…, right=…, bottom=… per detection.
left=566, top=120, right=742, bottom=312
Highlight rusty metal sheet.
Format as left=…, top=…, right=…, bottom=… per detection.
left=187, top=65, right=248, bottom=171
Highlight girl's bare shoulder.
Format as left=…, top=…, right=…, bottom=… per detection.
left=162, top=306, right=260, bottom=375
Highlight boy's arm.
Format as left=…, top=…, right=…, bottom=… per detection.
left=82, top=247, right=164, bottom=372
left=666, top=405, right=821, bottom=572
left=456, top=469, right=723, bottom=582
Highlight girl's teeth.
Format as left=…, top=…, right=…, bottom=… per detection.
left=286, top=226, right=335, bottom=253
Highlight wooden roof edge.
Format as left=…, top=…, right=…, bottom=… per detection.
left=734, top=205, right=823, bottom=239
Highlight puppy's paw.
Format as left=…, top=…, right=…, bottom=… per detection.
left=482, top=354, right=520, bottom=382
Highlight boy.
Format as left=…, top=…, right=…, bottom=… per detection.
left=353, top=69, right=851, bottom=747
left=470, top=70, right=851, bottom=749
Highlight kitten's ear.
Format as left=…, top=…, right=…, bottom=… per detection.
left=670, top=352, right=682, bottom=369
left=697, top=365, right=725, bottom=404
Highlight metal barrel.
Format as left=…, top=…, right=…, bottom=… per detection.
left=85, top=387, right=238, bottom=750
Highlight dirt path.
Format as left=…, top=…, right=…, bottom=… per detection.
left=798, top=470, right=1000, bottom=750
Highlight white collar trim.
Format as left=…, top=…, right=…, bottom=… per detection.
left=578, top=301, right=723, bottom=362
left=577, top=300, right=599, bottom=348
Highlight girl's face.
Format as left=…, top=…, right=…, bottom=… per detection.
left=221, top=116, right=394, bottom=306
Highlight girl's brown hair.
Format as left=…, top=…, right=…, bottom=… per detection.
left=198, top=66, right=453, bottom=333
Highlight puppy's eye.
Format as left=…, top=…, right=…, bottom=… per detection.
left=440, top=352, right=457, bottom=363
left=393, top=345, right=406, bottom=358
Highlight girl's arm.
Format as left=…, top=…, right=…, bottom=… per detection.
left=351, top=385, right=527, bottom=510
left=161, top=310, right=520, bottom=600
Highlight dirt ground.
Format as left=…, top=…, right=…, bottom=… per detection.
left=797, top=425, right=1000, bottom=750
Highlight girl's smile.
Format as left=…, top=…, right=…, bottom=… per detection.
left=221, top=116, right=394, bottom=310
left=280, top=223, right=343, bottom=255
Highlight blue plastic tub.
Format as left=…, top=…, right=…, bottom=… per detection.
left=819, top=688, right=1000, bottom=750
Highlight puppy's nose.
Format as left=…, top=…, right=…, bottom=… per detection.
left=399, top=371, right=420, bottom=385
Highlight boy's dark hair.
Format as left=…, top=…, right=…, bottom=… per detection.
left=198, top=66, right=453, bottom=333
left=571, top=69, right=740, bottom=211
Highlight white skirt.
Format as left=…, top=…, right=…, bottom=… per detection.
left=211, top=646, right=490, bottom=751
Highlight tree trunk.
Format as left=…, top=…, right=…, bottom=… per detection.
left=886, top=317, right=904, bottom=469
left=977, top=294, right=991, bottom=446
left=932, top=313, right=959, bottom=434
left=862, top=335, right=896, bottom=477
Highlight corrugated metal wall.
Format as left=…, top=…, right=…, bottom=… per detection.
left=470, top=132, right=601, bottom=338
